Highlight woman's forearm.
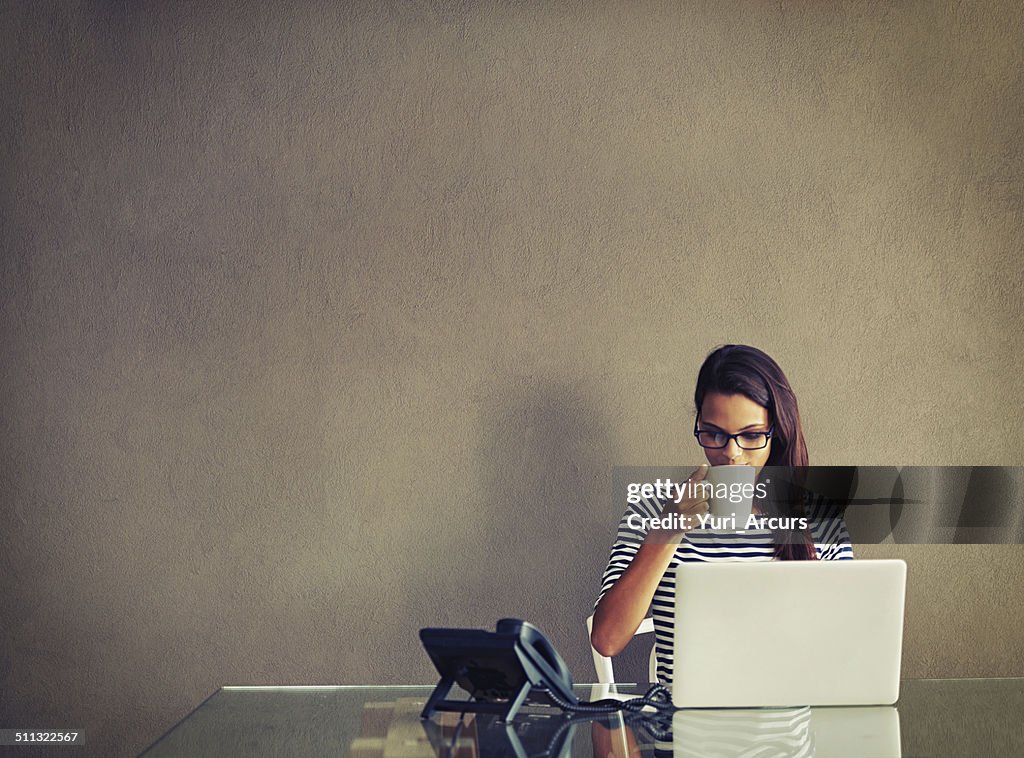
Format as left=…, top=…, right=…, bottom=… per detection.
left=590, top=539, right=678, bottom=657
left=593, top=466, right=710, bottom=657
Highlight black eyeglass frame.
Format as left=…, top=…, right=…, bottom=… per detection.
left=692, top=419, right=775, bottom=450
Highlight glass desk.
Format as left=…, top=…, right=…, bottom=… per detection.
left=140, top=679, right=1024, bottom=757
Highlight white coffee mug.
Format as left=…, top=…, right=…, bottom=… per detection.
left=703, top=465, right=759, bottom=525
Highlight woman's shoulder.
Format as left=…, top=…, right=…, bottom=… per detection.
left=609, top=495, right=667, bottom=546
left=802, top=489, right=847, bottom=520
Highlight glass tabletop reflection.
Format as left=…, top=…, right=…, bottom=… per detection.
left=140, top=679, right=1024, bottom=757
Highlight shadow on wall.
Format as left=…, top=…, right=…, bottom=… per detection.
left=400, top=373, right=621, bottom=679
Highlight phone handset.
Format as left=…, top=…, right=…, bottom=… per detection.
left=496, top=618, right=575, bottom=702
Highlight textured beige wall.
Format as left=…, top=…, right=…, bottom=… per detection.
left=2, top=1, right=1023, bottom=755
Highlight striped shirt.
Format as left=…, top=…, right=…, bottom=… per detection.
left=595, top=494, right=854, bottom=686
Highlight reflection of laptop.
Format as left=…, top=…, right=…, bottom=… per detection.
left=673, top=706, right=901, bottom=758
left=673, top=560, right=906, bottom=708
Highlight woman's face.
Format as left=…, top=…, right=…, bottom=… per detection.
left=697, top=392, right=773, bottom=468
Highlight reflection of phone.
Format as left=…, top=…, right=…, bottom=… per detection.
left=421, top=710, right=579, bottom=758
left=420, top=618, right=579, bottom=721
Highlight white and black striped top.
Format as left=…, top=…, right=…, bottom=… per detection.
left=595, top=494, right=854, bottom=686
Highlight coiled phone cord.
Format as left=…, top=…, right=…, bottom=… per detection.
left=540, top=682, right=676, bottom=715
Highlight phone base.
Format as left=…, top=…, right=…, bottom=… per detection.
left=421, top=675, right=536, bottom=722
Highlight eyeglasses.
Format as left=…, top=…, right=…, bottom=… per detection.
left=693, top=420, right=774, bottom=450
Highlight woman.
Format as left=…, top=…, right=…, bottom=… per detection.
left=590, top=344, right=853, bottom=686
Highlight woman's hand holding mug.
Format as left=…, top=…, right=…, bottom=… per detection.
left=647, top=463, right=711, bottom=541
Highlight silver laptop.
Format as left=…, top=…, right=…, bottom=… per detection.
left=673, top=559, right=906, bottom=708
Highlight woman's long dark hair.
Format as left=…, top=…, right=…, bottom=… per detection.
left=694, top=344, right=816, bottom=560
